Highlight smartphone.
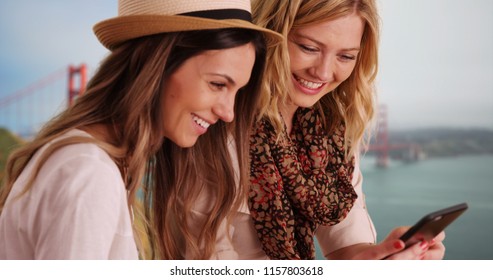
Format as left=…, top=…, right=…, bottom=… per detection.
left=399, top=202, right=468, bottom=247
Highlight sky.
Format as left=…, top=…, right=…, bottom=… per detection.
left=1, top=0, right=492, bottom=130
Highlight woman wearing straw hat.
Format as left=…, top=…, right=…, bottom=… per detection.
left=0, top=0, right=281, bottom=259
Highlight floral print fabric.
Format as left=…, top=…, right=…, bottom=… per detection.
left=249, top=107, right=357, bottom=259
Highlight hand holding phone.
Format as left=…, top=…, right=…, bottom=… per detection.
left=399, top=202, right=468, bottom=247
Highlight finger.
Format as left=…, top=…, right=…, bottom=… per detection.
left=367, top=239, right=405, bottom=260
left=434, top=231, right=446, bottom=242
left=427, top=231, right=446, bottom=248
left=386, top=240, right=429, bottom=260
left=423, top=242, right=446, bottom=260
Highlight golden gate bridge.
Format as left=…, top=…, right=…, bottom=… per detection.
left=368, top=104, right=424, bottom=167
left=0, top=64, right=86, bottom=138
left=0, top=65, right=421, bottom=167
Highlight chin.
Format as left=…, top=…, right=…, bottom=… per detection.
left=179, top=139, right=198, bottom=148
left=291, top=91, right=328, bottom=108
left=292, top=97, right=320, bottom=108
left=168, top=136, right=198, bottom=148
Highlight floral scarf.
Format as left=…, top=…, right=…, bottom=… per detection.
left=248, top=107, right=357, bottom=259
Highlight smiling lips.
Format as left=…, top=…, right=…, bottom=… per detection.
left=294, top=75, right=325, bottom=90
left=192, top=114, right=211, bottom=129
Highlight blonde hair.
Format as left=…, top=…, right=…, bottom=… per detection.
left=253, top=0, right=380, bottom=156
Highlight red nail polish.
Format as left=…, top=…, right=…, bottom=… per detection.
left=420, top=241, right=429, bottom=250
left=394, top=241, right=404, bottom=250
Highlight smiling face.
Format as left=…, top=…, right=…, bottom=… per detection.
left=285, top=13, right=365, bottom=116
left=160, top=43, right=256, bottom=147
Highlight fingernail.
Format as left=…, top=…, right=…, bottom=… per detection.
left=420, top=241, right=429, bottom=250
left=394, top=241, right=404, bottom=250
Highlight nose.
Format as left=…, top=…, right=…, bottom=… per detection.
left=311, top=55, right=334, bottom=82
left=212, top=93, right=235, bottom=123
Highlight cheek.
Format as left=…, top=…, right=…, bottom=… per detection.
left=159, top=85, right=181, bottom=134
left=335, top=64, right=357, bottom=83
left=161, top=76, right=188, bottom=115
left=290, top=53, right=314, bottom=72
left=344, top=65, right=357, bottom=80
left=324, top=68, right=353, bottom=92
left=159, top=98, right=171, bottom=137
left=288, top=46, right=307, bottom=71
left=160, top=90, right=173, bottom=118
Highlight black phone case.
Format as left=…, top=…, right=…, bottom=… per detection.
left=399, top=202, right=468, bottom=246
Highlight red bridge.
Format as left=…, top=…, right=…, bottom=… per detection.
left=1, top=65, right=422, bottom=168
left=0, top=64, right=87, bottom=138
left=368, top=104, right=423, bottom=167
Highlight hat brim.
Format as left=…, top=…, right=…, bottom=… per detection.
left=94, top=15, right=283, bottom=50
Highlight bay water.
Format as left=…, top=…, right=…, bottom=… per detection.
left=316, top=154, right=493, bottom=260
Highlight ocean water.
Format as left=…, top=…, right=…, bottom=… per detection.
left=316, top=154, right=493, bottom=260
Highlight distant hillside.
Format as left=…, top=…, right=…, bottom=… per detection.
left=371, top=128, right=493, bottom=158
left=0, top=127, right=24, bottom=182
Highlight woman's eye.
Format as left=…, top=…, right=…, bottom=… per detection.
left=299, top=44, right=318, bottom=53
left=340, top=54, right=356, bottom=61
left=210, top=82, right=226, bottom=90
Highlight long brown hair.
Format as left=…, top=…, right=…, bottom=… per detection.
left=0, top=29, right=267, bottom=259
left=0, top=33, right=175, bottom=213
left=143, top=29, right=267, bottom=259
left=253, top=0, right=380, bottom=155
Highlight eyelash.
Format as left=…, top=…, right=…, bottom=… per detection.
left=340, top=55, right=356, bottom=61
left=298, top=44, right=318, bottom=53
left=210, top=82, right=226, bottom=90
left=299, top=44, right=356, bottom=61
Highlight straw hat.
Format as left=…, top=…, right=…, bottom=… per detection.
left=94, top=0, right=283, bottom=50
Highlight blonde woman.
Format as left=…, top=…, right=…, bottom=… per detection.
left=245, top=0, right=446, bottom=260
left=0, top=0, right=281, bottom=259
left=185, top=0, right=445, bottom=260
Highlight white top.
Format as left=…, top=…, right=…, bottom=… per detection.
left=0, top=129, right=138, bottom=260
left=189, top=140, right=376, bottom=259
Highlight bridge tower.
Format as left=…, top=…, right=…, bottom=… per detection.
left=68, top=64, right=87, bottom=106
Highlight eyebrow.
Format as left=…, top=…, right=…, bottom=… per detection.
left=206, top=73, right=236, bottom=86
left=295, top=33, right=361, bottom=52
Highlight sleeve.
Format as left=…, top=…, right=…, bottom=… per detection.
left=315, top=154, right=377, bottom=258
left=33, top=152, right=127, bottom=259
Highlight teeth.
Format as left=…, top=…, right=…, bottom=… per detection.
left=192, top=115, right=211, bottom=129
left=296, top=77, right=323, bottom=89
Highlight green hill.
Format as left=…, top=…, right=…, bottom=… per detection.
left=0, top=127, right=24, bottom=182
